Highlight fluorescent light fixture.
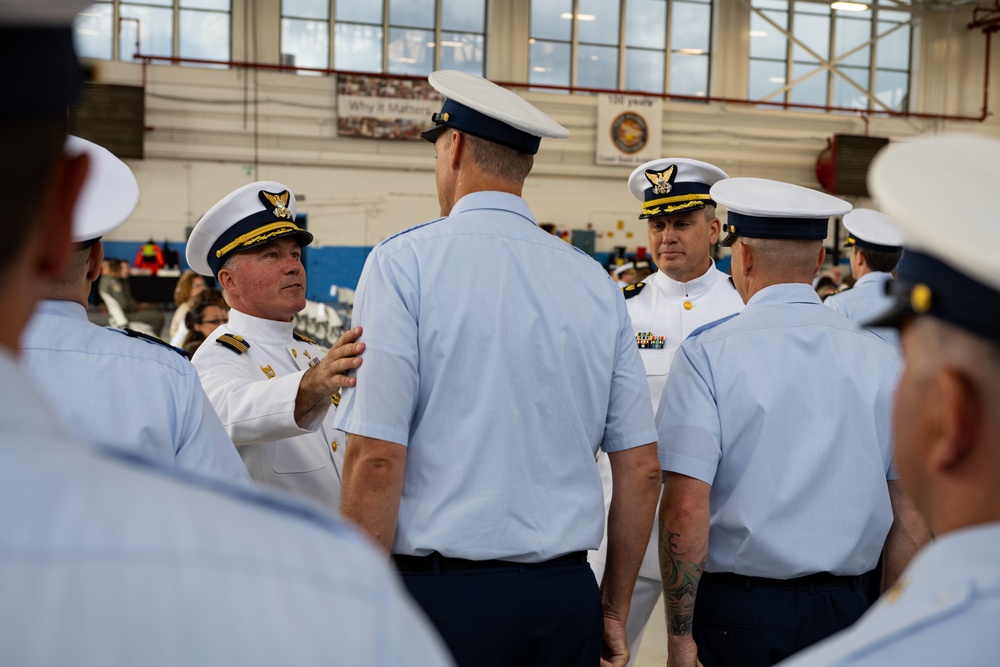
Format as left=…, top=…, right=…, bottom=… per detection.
left=440, top=41, right=463, bottom=48
left=749, top=30, right=767, bottom=37
left=398, top=57, right=417, bottom=63
left=560, top=12, right=596, bottom=20
left=532, top=66, right=548, bottom=72
left=769, top=77, right=786, bottom=83
left=426, top=42, right=435, bottom=47
left=831, top=2, right=868, bottom=10
left=675, top=48, right=705, bottom=55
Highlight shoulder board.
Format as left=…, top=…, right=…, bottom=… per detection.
left=622, top=282, right=646, bottom=299
left=381, top=217, right=445, bottom=245
left=216, top=333, right=250, bottom=355
left=113, top=327, right=190, bottom=359
left=292, top=332, right=317, bottom=345
left=687, top=312, right=740, bottom=339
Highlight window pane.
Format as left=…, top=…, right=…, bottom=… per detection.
left=578, top=0, right=619, bottom=46
left=795, top=1, right=828, bottom=15
left=625, top=48, right=664, bottom=93
left=120, top=5, right=173, bottom=59
left=440, top=32, right=484, bottom=75
left=577, top=43, right=618, bottom=89
left=790, top=62, right=827, bottom=108
left=390, top=0, right=434, bottom=29
left=336, top=0, right=381, bottom=24
left=750, top=11, right=787, bottom=60
left=335, top=22, right=383, bottom=72
left=751, top=0, right=787, bottom=9
left=75, top=2, right=113, bottom=60
left=625, top=0, right=665, bottom=49
left=832, top=67, right=869, bottom=109
left=180, top=10, right=230, bottom=63
left=283, top=0, right=327, bottom=20
left=880, top=10, right=911, bottom=23
left=671, top=1, right=710, bottom=53
left=749, top=58, right=786, bottom=101
left=128, top=0, right=171, bottom=7
left=792, top=12, right=828, bottom=64
left=281, top=18, right=329, bottom=69
left=670, top=52, right=707, bottom=96
left=835, top=16, right=871, bottom=67
left=181, top=0, right=229, bottom=10
left=875, top=69, right=908, bottom=111
left=531, top=0, right=572, bottom=41
left=388, top=27, right=434, bottom=75
left=529, top=39, right=570, bottom=87
left=876, top=21, right=909, bottom=70
left=442, top=0, right=485, bottom=32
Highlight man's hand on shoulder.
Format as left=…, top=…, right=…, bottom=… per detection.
left=294, top=327, right=364, bottom=424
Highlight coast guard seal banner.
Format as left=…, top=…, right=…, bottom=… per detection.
left=596, top=94, right=662, bottom=166
left=336, top=74, right=441, bottom=140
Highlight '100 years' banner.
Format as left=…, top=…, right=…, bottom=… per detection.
left=596, top=94, right=663, bottom=166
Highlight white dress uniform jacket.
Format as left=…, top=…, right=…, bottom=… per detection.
left=590, top=264, right=744, bottom=665
left=776, top=523, right=1000, bottom=666
left=20, top=299, right=251, bottom=487
left=0, top=348, right=454, bottom=666
left=192, top=308, right=346, bottom=510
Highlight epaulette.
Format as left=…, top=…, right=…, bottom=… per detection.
left=216, top=333, right=250, bottom=355
left=293, top=332, right=317, bottom=345
left=114, top=327, right=190, bottom=359
left=623, top=282, right=646, bottom=299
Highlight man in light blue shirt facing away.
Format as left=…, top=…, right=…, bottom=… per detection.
left=825, top=208, right=905, bottom=350
left=656, top=177, right=928, bottom=667
left=778, top=133, right=1000, bottom=667
left=334, top=70, right=661, bottom=667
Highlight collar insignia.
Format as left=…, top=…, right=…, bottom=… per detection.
left=261, top=190, right=292, bottom=219
left=260, top=364, right=276, bottom=379
left=645, top=165, right=677, bottom=196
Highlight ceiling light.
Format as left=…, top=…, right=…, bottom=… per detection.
left=831, top=2, right=868, bottom=11
left=749, top=30, right=767, bottom=37
left=560, top=12, right=596, bottom=21
left=675, top=48, right=705, bottom=55
left=769, top=77, right=786, bottom=83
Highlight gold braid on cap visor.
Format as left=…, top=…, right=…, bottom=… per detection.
left=215, top=222, right=304, bottom=259
left=642, top=194, right=712, bottom=217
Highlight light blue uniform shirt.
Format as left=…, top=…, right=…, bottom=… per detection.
left=657, top=283, right=901, bottom=578
left=20, top=299, right=252, bottom=487
left=334, top=191, right=656, bottom=562
left=0, top=350, right=454, bottom=666
left=825, top=271, right=900, bottom=350
left=777, top=523, right=1000, bottom=666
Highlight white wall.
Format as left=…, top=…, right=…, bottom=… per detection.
left=91, top=2, right=1000, bottom=255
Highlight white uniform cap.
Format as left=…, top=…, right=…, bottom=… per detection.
left=186, top=181, right=312, bottom=277
left=842, top=208, right=903, bottom=252
left=865, top=133, right=1000, bottom=340
left=627, top=158, right=728, bottom=219
left=712, top=177, right=851, bottom=247
left=419, top=70, right=568, bottom=154
left=65, top=136, right=139, bottom=243
left=614, top=262, right=636, bottom=276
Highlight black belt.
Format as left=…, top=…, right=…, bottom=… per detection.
left=703, top=571, right=863, bottom=590
left=393, top=551, right=587, bottom=573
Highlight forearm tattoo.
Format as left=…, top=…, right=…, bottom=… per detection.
left=660, top=528, right=706, bottom=636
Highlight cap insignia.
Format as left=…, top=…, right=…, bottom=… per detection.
left=261, top=190, right=292, bottom=219
left=911, top=283, right=932, bottom=313
left=645, top=165, right=677, bottom=196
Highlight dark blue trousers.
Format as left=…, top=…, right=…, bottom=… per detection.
left=693, top=572, right=871, bottom=667
left=396, top=553, right=603, bottom=667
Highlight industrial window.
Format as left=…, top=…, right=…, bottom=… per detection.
left=280, top=0, right=486, bottom=75
left=74, top=0, right=232, bottom=64
left=748, top=0, right=912, bottom=112
left=529, top=0, right=713, bottom=96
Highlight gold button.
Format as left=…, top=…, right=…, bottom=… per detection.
left=911, top=284, right=932, bottom=313
left=331, top=440, right=339, bottom=452
left=683, top=301, right=693, bottom=310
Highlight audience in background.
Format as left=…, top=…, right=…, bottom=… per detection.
left=169, top=269, right=208, bottom=341
left=182, top=289, right=229, bottom=356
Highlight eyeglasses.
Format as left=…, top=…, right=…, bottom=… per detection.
left=202, top=318, right=229, bottom=325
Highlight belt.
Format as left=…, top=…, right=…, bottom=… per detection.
left=703, top=571, right=864, bottom=590
left=392, top=551, right=587, bottom=574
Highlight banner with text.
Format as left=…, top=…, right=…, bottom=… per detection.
left=596, top=94, right=662, bottom=166
left=336, top=74, right=441, bottom=140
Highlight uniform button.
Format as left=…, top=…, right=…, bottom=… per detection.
left=331, top=440, right=339, bottom=452
left=683, top=301, right=693, bottom=310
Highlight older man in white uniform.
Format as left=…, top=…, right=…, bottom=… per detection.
left=188, top=182, right=364, bottom=510
left=20, top=137, right=251, bottom=487
left=0, top=2, right=452, bottom=663
left=590, top=158, right=743, bottom=665
left=777, top=134, right=1000, bottom=667
left=824, top=208, right=904, bottom=349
